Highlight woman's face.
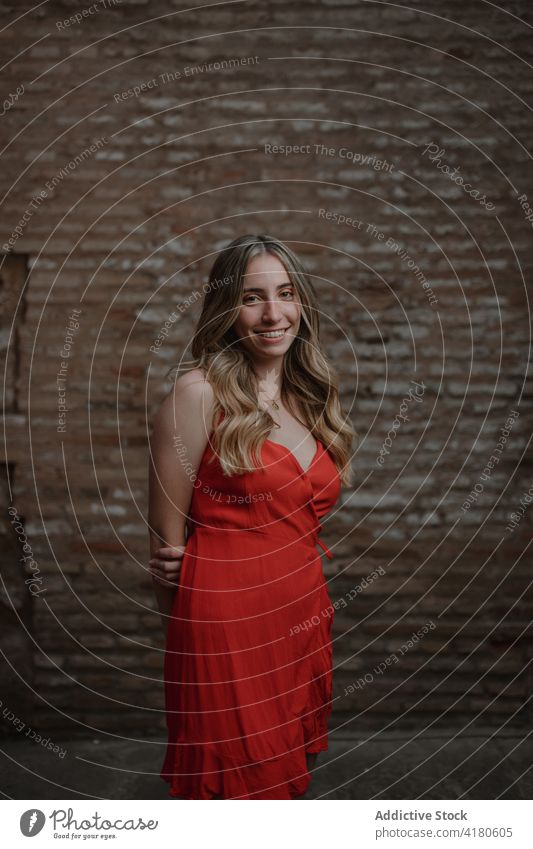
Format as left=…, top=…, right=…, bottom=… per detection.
left=232, top=253, right=301, bottom=361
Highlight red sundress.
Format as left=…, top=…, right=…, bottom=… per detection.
left=160, top=424, right=342, bottom=799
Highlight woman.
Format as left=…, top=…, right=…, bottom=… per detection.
left=148, top=234, right=355, bottom=799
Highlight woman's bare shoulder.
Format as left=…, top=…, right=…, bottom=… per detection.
left=153, top=369, right=216, bottom=432
left=174, top=366, right=211, bottom=390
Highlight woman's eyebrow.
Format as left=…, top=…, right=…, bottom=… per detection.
left=242, top=283, right=292, bottom=292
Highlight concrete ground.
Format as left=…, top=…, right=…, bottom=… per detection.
left=1, top=727, right=531, bottom=800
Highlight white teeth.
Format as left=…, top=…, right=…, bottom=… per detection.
left=255, top=329, right=286, bottom=338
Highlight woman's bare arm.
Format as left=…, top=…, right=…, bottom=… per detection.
left=148, top=370, right=215, bottom=631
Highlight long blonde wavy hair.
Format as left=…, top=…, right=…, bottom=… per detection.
left=169, top=234, right=356, bottom=486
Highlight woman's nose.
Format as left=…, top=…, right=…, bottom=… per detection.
left=262, top=298, right=282, bottom=322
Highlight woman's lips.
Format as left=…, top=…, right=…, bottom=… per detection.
left=252, top=328, right=289, bottom=343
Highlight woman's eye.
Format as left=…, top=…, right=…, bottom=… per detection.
left=243, top=290, right=294, bottom=304
left=243, top=289, right=294, bottom=304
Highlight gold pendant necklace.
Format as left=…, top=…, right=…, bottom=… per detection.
left=266, top=397, right=281, bottom=426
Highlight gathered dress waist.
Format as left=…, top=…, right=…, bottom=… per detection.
left=187, top=523, right=334, bottom=560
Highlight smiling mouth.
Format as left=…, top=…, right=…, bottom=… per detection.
left=253, top=327, right=290, bottom=338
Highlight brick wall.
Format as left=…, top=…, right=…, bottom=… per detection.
left=1, top=0, right=532, bottom=738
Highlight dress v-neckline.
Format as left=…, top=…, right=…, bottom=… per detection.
left=265, top=437, right=321, bottom=477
